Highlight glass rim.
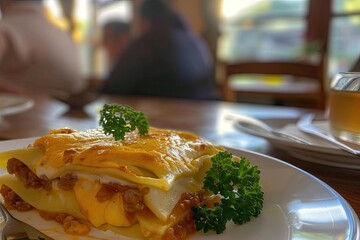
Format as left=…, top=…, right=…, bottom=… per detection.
left=337, top=72, right=360, bottom=76
left=331, top=72, right=360, bottom=91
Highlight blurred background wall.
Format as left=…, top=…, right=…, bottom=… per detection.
left=6, top=0, right=360, bottom=92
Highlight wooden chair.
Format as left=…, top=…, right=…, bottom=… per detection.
left=217, top=0, right=331, bottom=109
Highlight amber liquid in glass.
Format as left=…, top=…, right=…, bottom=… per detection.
left=329, top=90, right=360, bottom=144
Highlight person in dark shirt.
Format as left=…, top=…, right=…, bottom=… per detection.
left=101, top=0, right=217, bottom=100
left=101, top=21, right=130, bottom=69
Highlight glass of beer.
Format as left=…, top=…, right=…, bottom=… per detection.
left=328, top=72, right=360, bottom=145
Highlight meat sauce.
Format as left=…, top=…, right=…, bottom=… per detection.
left=2, top=158, right=204, bottom=239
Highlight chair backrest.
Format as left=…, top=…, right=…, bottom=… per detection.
left=217, top=0, right=331, bottom=109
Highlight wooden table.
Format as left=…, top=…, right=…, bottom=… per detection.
left=0, top=93, right=359, bottom=219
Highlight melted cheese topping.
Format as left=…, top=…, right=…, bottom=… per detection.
left=31, top=128, right=220, bottom=190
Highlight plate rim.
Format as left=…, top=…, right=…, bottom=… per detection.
left=0, top=93, right=34, bottom=117
left=227, top=147, right=359, bottom=239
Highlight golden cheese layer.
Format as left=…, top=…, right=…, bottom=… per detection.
left=26, top=127, right=220, bottom=190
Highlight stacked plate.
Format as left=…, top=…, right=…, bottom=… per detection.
left=233, top=115, right=360, bottom=170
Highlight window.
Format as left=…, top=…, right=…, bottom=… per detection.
left=218, top=0, right=309, bottom=62
left=218, top=0, right=360, bottom=77
left=329, top=0, right=360, bottom=75
left=44, top=0, right=133, bottom=78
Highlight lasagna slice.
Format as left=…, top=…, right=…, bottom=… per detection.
left=0, top=127, right=223, bottom=239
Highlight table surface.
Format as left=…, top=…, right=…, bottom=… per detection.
left=0, top=93, right=359, bottom=220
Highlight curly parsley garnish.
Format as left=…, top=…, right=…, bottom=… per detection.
left=99, top=104, right=149, bottom=140
left=192, top=151, right=264, bottom=234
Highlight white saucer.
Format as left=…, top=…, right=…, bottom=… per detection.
left=235, top=119, right=360, bottom=169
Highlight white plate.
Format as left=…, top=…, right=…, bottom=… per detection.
left=0, top=93, right=34, bottom=117
left=0, top=139, right=359, bottom=240
left=234, top=119, right=360, bottom=169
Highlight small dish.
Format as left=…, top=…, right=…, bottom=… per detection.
left=51, top=90, right=99, bottom=109
left=233, top=115, right=360, bottom=169
left=297, top=113, right=360, bottom=156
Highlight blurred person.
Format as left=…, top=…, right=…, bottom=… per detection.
left=0, top=0, right=86, bottom=94
left=101, top=20, right=130, bottom=69
left=101, top=0, right=217, bottom=100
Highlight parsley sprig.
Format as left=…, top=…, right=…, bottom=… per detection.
left=99, top=104, right=149, bottom=140
left=192, top=151, right=264, bottom=234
